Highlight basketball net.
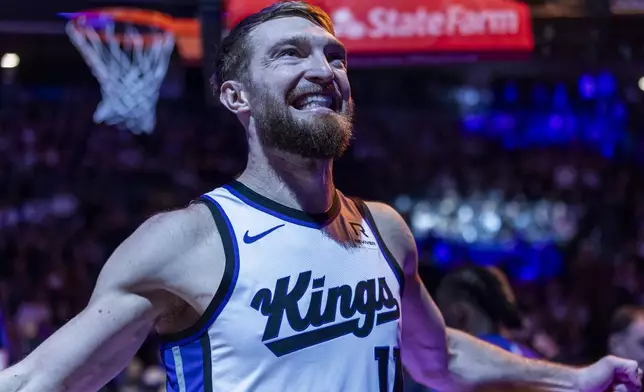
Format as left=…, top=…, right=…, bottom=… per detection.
left=64, top=13, right=175, bottom=134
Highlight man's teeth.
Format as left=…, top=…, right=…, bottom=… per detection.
left=295, top=95, right=333, bottom=110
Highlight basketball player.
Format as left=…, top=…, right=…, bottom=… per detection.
left=0, top=2, right=641, bottom=391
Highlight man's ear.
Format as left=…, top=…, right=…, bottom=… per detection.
left=219, top=80, right=250, bottom=114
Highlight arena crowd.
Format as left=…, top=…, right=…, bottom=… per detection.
left=2, top=83, right=644, bottom=391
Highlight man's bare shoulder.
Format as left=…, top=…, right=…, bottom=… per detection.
left=95, top=202, right=221, bottom=292
left=132, top=202, right=217, bottom=248
left=363, top=201, right=417, bottom=275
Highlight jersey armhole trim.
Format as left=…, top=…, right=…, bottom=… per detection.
left=351, top=198, right=405, bottom=294
left=159, top=195, right=240, bottom=348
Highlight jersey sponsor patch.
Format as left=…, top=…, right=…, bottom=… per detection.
left=348, top=222, right=379, bottom=249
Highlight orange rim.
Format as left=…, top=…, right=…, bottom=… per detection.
left=64, top=7, right=199, bottom=55
left=66, top=8, right=178, bottom=46
left=67, top=8, right=176, bottom=32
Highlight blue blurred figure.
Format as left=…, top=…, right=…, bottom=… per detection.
left=0, top=310, right=8, bottom=370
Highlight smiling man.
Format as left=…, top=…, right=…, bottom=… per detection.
left=0, top=2, right=641, bottom=392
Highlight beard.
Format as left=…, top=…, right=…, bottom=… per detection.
left=252, top=88, right=355, bottom=159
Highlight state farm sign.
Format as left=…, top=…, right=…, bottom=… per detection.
left=333, top=6, right=520, bottom=39
left=227, top=0, right=533, bottom=53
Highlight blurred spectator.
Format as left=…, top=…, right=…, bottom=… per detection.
left=434, top=266, right=540, bottom=358
left=405, top=266, right=543, bottom=392
left=607, top=306, right=644, bottom=368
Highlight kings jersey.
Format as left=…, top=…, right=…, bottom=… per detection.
left=158, top=180, right=405, bottom=392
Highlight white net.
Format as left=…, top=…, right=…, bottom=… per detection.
left=65, top=15, right=175, bottom=134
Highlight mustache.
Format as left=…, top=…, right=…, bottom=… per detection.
left=286, top=85, right=341, bottom=103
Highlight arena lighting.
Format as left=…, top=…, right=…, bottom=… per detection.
left=0, top=53, right=19, bottom=69
left=638, top=77, right=644, bottom=92
left=578, top=74, right=596, bottom=99
left=405, top=191, right=581, bottom=245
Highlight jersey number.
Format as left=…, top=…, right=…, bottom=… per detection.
left=374, top=346, right=403, bottom=392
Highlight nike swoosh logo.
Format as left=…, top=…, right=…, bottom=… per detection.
left=243, top=224, right=286, bottom=244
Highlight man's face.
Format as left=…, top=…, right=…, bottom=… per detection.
left=611, top=316, right=644, bottom=367
left=244, top=16, right=354, bottom=159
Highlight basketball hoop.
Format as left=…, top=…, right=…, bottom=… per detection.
left=61, top=9, right=176, bottom=134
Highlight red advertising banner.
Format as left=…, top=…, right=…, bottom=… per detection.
left=75, top=0, right=533, bottom=64
left=227, top=0, right=534, bottom=53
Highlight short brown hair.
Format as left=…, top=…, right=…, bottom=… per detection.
left=436, top=266, right=522, bottom=329
left=212, top=1, right=334, bottom=95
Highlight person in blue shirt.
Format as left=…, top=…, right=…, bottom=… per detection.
left=435, top=265, right=540, bottom=358
left=405, top=265, right=539, bottom=392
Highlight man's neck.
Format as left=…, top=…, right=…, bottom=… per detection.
left=236, top=148, right=336, bottom=214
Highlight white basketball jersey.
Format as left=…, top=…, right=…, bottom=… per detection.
left=159, top=181, right=405, bottom=392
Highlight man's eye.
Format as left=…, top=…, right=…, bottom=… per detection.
left=328, top=53, right=347, bottom=65
left=280, top=49, right=301, bottom=58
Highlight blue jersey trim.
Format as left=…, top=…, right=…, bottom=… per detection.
left=159, top=196, right=240, bottom=349
left=179, top=339, right=205, bottom=391
left=161, top=334, right=214, bottom=392
left=161, top=346, right=179, bottom=392
left=353, top=199, right=405, bottom=292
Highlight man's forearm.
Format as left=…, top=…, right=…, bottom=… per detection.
left=446, top=328, right=579, bottom=391
left=0, top=363, right=32, bottom=392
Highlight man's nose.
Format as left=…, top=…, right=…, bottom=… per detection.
left=303, top=54, right=334, bottom=85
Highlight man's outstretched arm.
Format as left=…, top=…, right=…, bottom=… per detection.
left=0, top=282, right=159, bottom=392
left=442, top=328, right=639, bottom=391
left=0, top=206, right=210, bottom=392
left=365, top=201, right=641, bottom=392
